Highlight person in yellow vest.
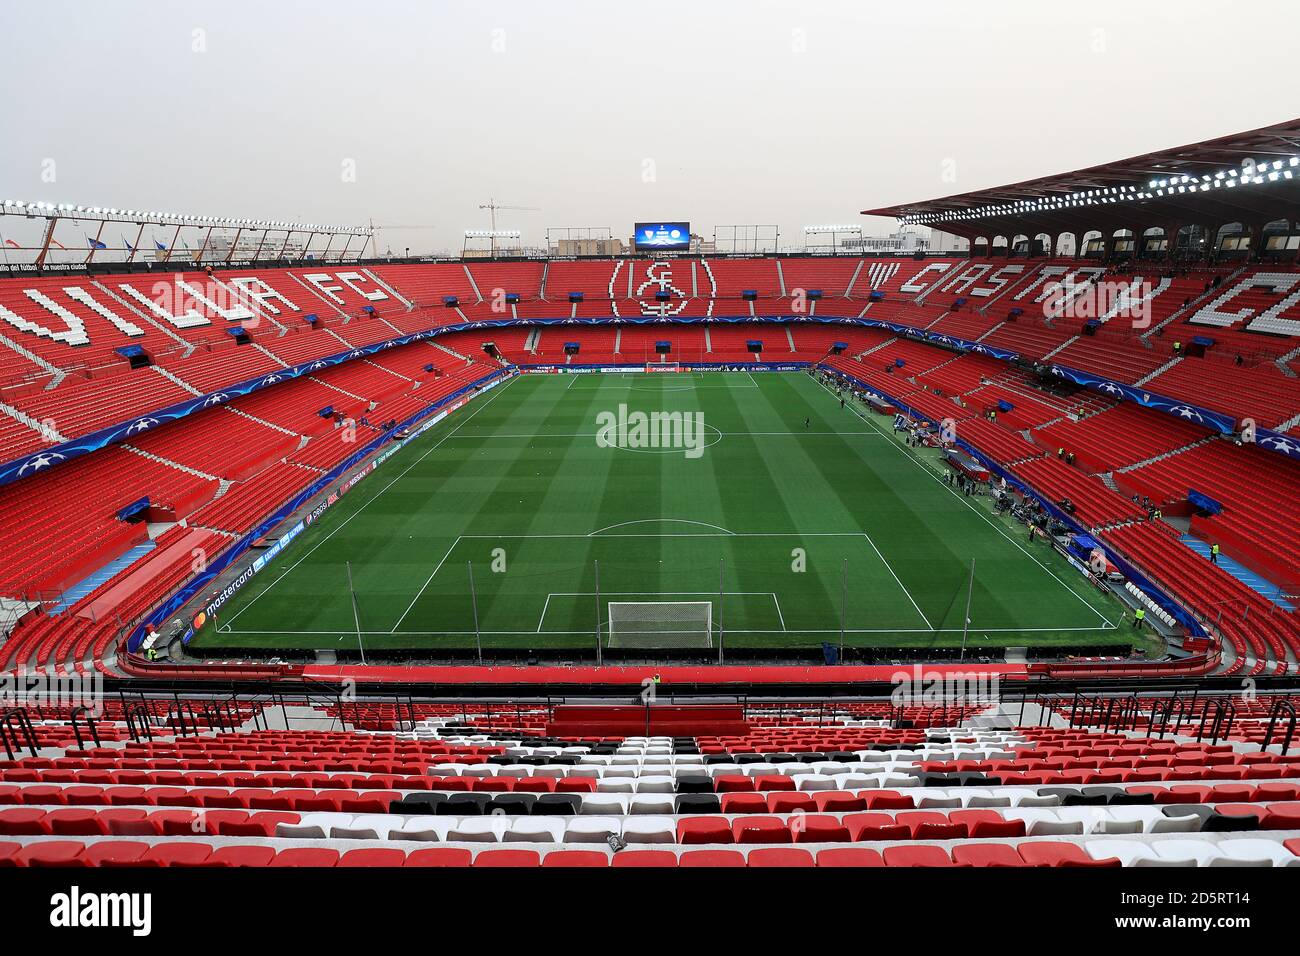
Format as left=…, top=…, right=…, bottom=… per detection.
left=1133, top=608, right=1145, bottom=630
left=1210, top=543, right=1220, bottom=565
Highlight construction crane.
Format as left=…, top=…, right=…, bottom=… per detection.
left=478, top=199, right=540, bottom=255
left=478, top=198, right=540, bottom=232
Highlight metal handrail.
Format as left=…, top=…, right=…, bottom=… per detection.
left=0, top=708, right=38, bottom=760
left=69, top=706, right=102, bottom=751
left=1262, top=699, right=1297, bottom=757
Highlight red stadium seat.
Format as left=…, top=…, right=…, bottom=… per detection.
left=16, top=840, right=86, bottom=867
left=269, top=848, right=340, bottom=867
left=1017, top=842, right=1120, bottom=868
left=205, top=845, right=278, bottom=867
left=747, top=848, right=815, bottom=867
left=679, top=850, right=746, bottom=867
left=952, top=844, right=1031, bottom=867
left=83, top=841, right=152, bottom=867
left=338, top=849, right=407, bottom=867
left=815, top=848, right=885, bottom=867
left=542, top=850, right=609, bottom=867
left=142, top=843, right=215, bottom=867
left=404, top=848, right=473, bottom=868
left=611, top=850, right=679, bottom=868
left=473, top=850, right=541, bottom=867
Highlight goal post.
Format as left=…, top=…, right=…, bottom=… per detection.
left=607, top=601, right=713, bottom=648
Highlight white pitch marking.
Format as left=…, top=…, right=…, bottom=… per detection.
left=809, top=373, right=1116, bottom=626
left=222, top=624, right=1119, bottom=637
left=862, top=531, right=934, bottom=631
left=219, top=375, right=521, bottom=627
left=587, top=518, right=736, bottom=537
left=390, top=535, right=463, bottom=632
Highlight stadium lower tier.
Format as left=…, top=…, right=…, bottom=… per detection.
left=3, top=699, right=1300, bottom=867
left=0, top=314, right=1295, bottom=680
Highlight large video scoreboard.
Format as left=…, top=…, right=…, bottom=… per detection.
left=633, top=222, right=690, bottom=251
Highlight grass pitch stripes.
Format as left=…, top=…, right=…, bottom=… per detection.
left=205, top=372, right=1143, bottom=655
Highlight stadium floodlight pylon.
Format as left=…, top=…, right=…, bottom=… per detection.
left=607, top=601, right=713, bottom=649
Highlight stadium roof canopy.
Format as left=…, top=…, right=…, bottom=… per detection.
left=862, top=118, right=1300, bottom=241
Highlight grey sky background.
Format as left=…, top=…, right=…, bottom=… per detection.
left=1, top=0, right=1297, bottom=255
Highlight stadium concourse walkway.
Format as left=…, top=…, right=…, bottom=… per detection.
left=4, top=698, right=1300, bottom=867
left=302, top=663, right=1029, bottom=685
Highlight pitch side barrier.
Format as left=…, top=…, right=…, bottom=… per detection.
left=820, top=363, right=1209, bottom=648
left=6, top=310, right=1293, bottom=493
left=123, top=368, right=512, bottom=655
left=73, top=671, right=1300, bottom=701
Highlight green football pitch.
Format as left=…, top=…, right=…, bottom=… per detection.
left=200, top=370, right=1149, bottom=656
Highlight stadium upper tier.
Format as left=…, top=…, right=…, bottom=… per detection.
left=0, top=258, right=1297, bottom=468
left=0, top=256, right=1297, bottom=681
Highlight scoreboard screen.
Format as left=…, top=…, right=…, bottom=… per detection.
left=633, top=222, right=690, bottom=251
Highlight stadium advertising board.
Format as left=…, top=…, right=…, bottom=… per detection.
left=633, top=222, right=690, bottom=251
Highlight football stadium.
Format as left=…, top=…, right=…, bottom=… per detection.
left=0, top=0, right=1298, bottom=926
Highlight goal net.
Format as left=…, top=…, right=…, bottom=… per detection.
left=607, top=601, right=713, bottom=648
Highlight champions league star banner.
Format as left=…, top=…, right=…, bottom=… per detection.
left=1254, top=427, right=1300, bottom=463
left=125, top=368, right=511, bottom=654
left=1043, top=363, right=1238, bottom=435
left=0, top=322, right=466, bottom=491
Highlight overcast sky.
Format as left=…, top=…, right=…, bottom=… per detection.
left=1, top=0, right=1297, bottom=255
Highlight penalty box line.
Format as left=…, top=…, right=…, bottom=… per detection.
left=389, top=530, right=859, bottom=635
left=467, top=529, right=924, bottom=631
left=536, top=591, right=787, bottom=633
left=371, top=528, right=1117, bottom=640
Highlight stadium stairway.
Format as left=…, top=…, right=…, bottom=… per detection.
left=48, top=541, right=157, bottom=615
left=4, top=702, right=1300, bottom=867
left=1178, top=534, right=1295, bottom=611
